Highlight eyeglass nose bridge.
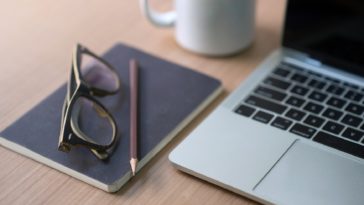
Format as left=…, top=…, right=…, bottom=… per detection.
left=77, top=77, right=119, bottom=98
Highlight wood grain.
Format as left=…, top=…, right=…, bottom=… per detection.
left=0, top=0, right=286, bottom=204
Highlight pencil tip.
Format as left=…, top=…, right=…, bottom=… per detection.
left=130, top=158, right=138, bottom=176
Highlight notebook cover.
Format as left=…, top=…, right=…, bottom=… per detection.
left=0, top=43, right=222, bottom=192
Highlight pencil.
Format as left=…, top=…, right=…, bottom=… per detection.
left=129, top=59, right=139, bottom=176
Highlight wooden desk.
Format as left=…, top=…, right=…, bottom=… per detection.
left=0, top=0, right=286, bottom=204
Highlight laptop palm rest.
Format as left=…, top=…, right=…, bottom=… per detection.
left=254, top=140, right=364, bottom=205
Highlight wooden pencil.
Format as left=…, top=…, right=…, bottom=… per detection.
left=129, top=59, right=139, bottom=176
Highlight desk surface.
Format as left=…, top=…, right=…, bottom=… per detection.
left=0, top=0, right=286, bottom=204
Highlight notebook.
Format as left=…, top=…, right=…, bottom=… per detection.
left=0, top=43, right=222, bottom=192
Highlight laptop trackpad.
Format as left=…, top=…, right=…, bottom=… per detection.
left=254, top=140, right=364, bottom=205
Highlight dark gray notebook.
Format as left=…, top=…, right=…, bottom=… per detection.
left=0, top=43, right=222, bottom=192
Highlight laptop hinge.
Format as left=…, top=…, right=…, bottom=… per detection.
left=284, top=48, right=323, bottom=67
left=303, top=57, right=322, bottom=67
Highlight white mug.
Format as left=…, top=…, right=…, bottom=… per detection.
left=140, top=0, right=256, bottom=56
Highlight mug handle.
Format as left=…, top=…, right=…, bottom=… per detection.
left=139, top=0, right=176, bottom=27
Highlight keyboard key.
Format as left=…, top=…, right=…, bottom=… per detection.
left=290, top=123, right=316, bottom=138
left=322, top=108, right=343, bottom=120
left=308, top=79, right=326, bottom=89
left=345, top=102, right=364, bottom=115
left=326, top=97, right=346, bottom=109
left=323, top=121, right=345, bottom=135
left=271, top=117, right=293, bottom=130
left=254, top=86, right=287, bottom=101
left=344, top=90, right=363, bottom=102
left=290, top=85, right=309, bottom=96
left=285, top=108, right=306, bottom=121
left=308, top=91, right=328, bottom=102
left=245, top=95, right=288, bottom=114
left=273, top=67, right=290, bottom=77
left=235, top=104, right=256, bottom=117
left=314, top=131, right=364, bottom=159
left=285, top=96, right=305, bottom=108
left=291, top=73, right=308, bottom=84
left=253, top=111, right=274, bottom=124
left=304, top=115, right=325, bottom=128
left=263, top=76, right=291, bottom=90
left=303, top=102, right=324, bottom=114
left=341, top=114, right=362, bottom=127
left=342, top=128, right=364, bottom=141
left=327, top=84, right=345, bottom=95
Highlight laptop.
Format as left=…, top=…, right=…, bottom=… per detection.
left=169, top=0, right=364, bottom=204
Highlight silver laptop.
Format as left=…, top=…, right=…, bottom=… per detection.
left=169, top=1, right=364, bottom=204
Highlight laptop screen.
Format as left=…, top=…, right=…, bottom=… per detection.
left=283, top=0, right=364, bottom=76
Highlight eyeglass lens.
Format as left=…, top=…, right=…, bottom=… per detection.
left=71, top=96, right=114, bottom=146
left=80, top=53, right=119, bottom=92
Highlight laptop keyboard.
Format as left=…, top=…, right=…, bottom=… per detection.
left=235, top=62, right=364, bottom=159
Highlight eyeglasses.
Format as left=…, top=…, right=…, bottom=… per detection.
left=58, top=44, right=120, bottom=160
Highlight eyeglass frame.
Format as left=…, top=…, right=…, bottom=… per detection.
left=58, top=44, right=121, bottom=160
